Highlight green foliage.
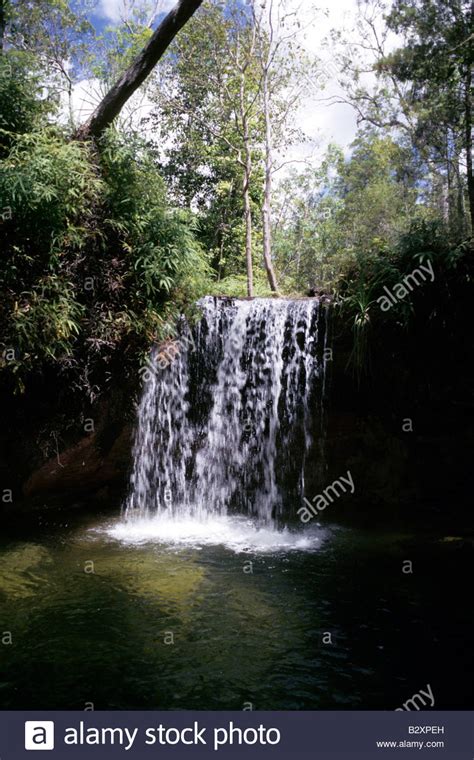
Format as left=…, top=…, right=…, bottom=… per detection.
left=336, top=216, right=472, bottom=378
left=210, top=272, right=274, bottom=298
left=1, top=0, right=471, bottom=397
left=274, top=134, right=423, bottom=294
left=91, top=24, right=153, bottom=85
left=0, top=53, right=52, bottom=149
left=273, top=145, right=345, bottom=293
left=100, top=132, right=210, bottom=307
left=0, top=127, right=210, bottom=394
left=381, top=0, right=472, bottom=237
left=330, top=0, right=472, bottom=239
left=4, top=0, right=94, bottom=120
left=274, top=127, right=471, bottom=377
left=148, top=0, right=267, bottom=284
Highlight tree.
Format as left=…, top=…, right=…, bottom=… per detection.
left=273, top=133, right=424, bottom=292
left=385, top=0, right=473, bottom=235
left=149, top=0, right=265, bottom=296
left=0, top=0, right=210, bottom=394
left=76, top=0, right=204, bottom=140
left=273, top=146, right=345, bottom=291
left=330, top=0, right=473, bottom=239
left=252, top=0, right=317, bottom=293
left=1, top=0, right=94, bottom=125
left=233, top=3, right=260, bottom=297
left=148, top=0, right=316, bottom=295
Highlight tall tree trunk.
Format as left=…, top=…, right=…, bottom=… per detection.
left=243, top=146, right=254, bottom=298
left=262, top=66, right=279, bottom=293
left=446, top=128, right=454, bottom=230
left=239, top=67, right=254, bottom=298
left=465, top=64, right=474, bottom=234
left=455, top=155, right=467, bottom=236
left=76, top=0, right=203, bottom=140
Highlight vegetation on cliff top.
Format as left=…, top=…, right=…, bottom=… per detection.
left=0, top=0, right=472, bottom=394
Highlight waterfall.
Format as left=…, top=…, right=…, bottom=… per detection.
left=125, top=297, right=328, bottom=529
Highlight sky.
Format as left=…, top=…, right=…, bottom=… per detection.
left=74, top=0, right=366, bottom=165
left=285, top=0, right=361, bottom=164
left=95, top=0, right=175, bottom=22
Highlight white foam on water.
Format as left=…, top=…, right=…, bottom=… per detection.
left=104, top=513, right=325, bottom=554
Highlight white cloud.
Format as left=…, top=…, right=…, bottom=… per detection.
left=294, top=1, right=359, bottom=149
left=96, top=0, right=175, bottom=23
left=68, top=78, right=103, bottom=124
left=68, top=76, right=156, bottom=136
left=280, top=0, right=402, bottom=165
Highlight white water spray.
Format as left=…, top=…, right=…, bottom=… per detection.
left=120, top=297, right=328, bottom=545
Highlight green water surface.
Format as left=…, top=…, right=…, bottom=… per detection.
left=0, top=512, right=472, bottom=710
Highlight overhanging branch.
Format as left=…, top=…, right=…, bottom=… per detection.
left=75, top=0, right=204, bottom=140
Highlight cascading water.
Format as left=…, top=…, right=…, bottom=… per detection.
left=118, top=297, right=329, bottom=546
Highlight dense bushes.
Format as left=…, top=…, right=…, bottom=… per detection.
left=0, top=53, right=50, bottom=152
left=336, top=218, right=473, bottom=379
left=0, top=115, right=210, bottom=395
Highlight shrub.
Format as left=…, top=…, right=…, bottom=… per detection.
left=0, top=127, right=210, bottom=394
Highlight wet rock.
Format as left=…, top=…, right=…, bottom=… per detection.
left=22, top=425, right=132, bottom=503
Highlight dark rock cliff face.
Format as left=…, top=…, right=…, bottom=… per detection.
left=22, top=424, right=133, bottom=506
left=319, top=312, right=474, bottom=531
left=0, top=372, right=136, bottom=515
left=0, top=299, right=472, bottom=531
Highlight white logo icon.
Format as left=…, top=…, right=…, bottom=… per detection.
left=25, top=721, right=55, bottom=751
